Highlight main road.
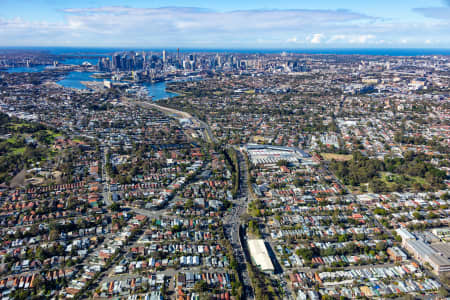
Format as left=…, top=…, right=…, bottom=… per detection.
left=222, top=148, right=255, bottom=299
left=126, top=98, right=254, bottom=298
left=130, top=99, right=217, bottom=144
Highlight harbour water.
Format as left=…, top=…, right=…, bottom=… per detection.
left=142, top=82, right=178, bottom=101
left=4, top=65, right=48, bottom=73
left=60, top=58, right=99, bottom=65
left=4, top=61, right=178, bottom=100
left=57, top=71, right=103, bottom=90
left=55, top=71, right=177, bottom=100
left=4, top=64, right=178, bottom=101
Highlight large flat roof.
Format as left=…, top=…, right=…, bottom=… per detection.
left=245, top=144, right=310, bottom=158
left=431, top=243, right=450, bottom=259
left=248, top=239, right=274, bottom=272
left=405, top=239, right=435, bottom=257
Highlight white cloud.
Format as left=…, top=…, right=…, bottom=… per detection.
left=328, top=34, right=376, bottom=44
left=328, top=34, right=346, bottom=42
left=349, top=34, right=376, bottom=44
left=0, top=6, right=448, bottom=47
left=286, top=36, right=307, bottom=44
left=63, top=7, right=375, bottom=33
left=0, top=7, right=377, bottom=47
left=308, top=33, right=324, bottom=44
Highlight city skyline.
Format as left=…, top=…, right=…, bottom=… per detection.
left=0, top=0, right=449, bottom=48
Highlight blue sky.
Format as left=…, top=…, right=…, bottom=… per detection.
left=0, top=0, right=449, bottom=48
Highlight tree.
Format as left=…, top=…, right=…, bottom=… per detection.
left=369, top=178, right=388, bottom=193
left=413, top=211, right=423, bottom=220
left=276, top=160, right=289, bottom=167
left=441, top=193, right=450, bottom=201
left=49, top=229, right=59, bottom=241
left=11, top=289, right=31, bottom=300
left=109, top=202, right=121, bottom=211
left=296, top=248, right=313, bottom=261
left=293, top=178, right=305, bottom=187
left=438, top=287, right=449, bottom=298
left=194, top=280, right=208, bottom=292
left=374, top=208, right=388, bottom=216
left=427, top=212, right=438, bottom=219
left=184, top=199, right=193, bottom=209
left=376, top=241, right=387, bottom=252
left=32, top=275, right=43, bottom=293
left=338, top=234, right=348, bottom=243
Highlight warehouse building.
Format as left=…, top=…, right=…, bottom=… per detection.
left=247, top=239, right=275, bottom=274
left=243, top=144, right=309, bottom=166
left=399, top=228, right=450, bottom=275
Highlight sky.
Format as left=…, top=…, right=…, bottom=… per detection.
left=0, top=0, right=449, bottom=48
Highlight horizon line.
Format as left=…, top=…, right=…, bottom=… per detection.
left=1, top=46, right=450, bottom=52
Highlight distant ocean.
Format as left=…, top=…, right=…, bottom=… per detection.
left=1, top=47, right=450, bottom=57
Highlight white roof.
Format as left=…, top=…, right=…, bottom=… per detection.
left=396, top=228, right=415, bottom=241
left=248, top=239, right=274, bottom=272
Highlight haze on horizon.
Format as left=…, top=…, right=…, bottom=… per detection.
left=0, top=0, right=449, bottom=49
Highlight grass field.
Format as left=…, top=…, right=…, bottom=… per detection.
left=9, top=123, right=29, bottom=130
left=6, top=137, right=18, bottom=144
left=12, top=147, right=25, bottom=155
left=380, top=172, right=426, bottom=190
left=321, top=153, right=353, bottom=161
left=47, top=130, right=60, bottom=138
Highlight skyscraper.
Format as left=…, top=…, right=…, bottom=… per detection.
left=112, top=54, right=121, bottom=70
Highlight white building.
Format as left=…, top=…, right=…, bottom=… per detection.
left=396, top=228, right=416, bottom=245
left=399, top=228, right=450, bottom=275
left=247, top=239, right=275, bottom=274
left=244, top=144, right=308, bottom=166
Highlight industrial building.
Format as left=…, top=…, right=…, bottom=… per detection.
left=432, top=227, right=450, bottom=241
left=398, top=228, right=450, bottom=275
left=396, top=228, right=416, bottom=243
left=247, top=239, right=275, bottom=274
left=243, top=144, right=308, bottom=166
